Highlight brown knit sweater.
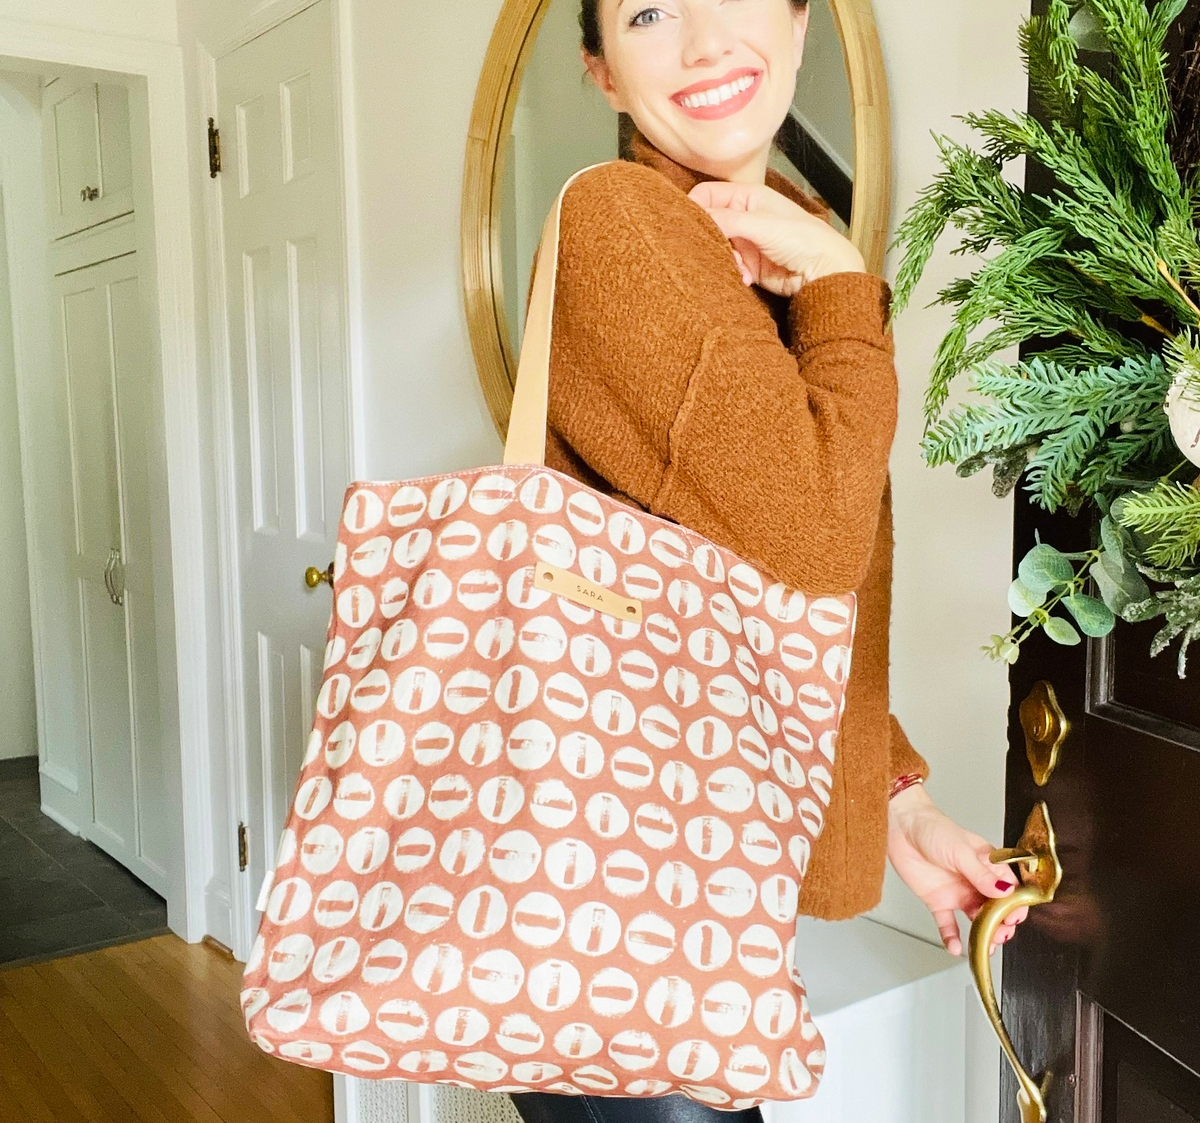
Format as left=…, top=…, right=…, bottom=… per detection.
left=539, top=132, right=928, bottom=920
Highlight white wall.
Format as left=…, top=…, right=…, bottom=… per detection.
left=346, top=0, right=504, bottom=481
left=0, top=0, right=177, bottom=43
left=0, top=189, right=37, bottom=760
left=869, top=0, right=1026, bottom=946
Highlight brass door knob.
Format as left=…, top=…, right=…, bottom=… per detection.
left=1020, top=680, right=1069, bottom=786
left=304, top=563, right=334, bottom=589
left=969, top=802, right=1063, bottom=1123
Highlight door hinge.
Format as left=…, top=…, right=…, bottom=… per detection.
left=208, top=117, right=222, bottom=177
left=237, top=821, right=249, bottom=872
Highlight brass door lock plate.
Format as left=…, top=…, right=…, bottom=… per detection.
left=1020, top=680, right=1069, bottom=787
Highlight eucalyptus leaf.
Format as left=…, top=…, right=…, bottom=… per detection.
left=1099, top=515, right=1126, bottom=559
left=1018, top=544, right=1075, bottom=594
left=1043, top=615, right=1082, bottom=645
left=1099, top=547, right=1151, bottom=601
left=1090, top=560, right=1131, bottom=614
left=1008, top=579, right=1046, bottom=617
left=1065, top=591, right=1116, bottom=637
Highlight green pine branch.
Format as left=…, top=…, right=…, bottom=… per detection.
left=890, top=0, right=1200, bottom=432
left=922, top=353, right=1173, bottom=508
left=1113, top=480, right=1200, bottom=567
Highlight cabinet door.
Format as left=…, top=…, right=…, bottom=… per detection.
left=43, top=79, right=134, bottom=239
left=54, top=251, right=166, bottom=895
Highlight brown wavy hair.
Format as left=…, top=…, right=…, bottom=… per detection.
left=580, top=0, right=810, bottom=58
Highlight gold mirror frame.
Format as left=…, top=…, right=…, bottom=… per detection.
left=462, top=0, right=893, bottom=438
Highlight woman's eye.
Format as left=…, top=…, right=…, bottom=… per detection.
left=629, top=7, right=666, bottom=27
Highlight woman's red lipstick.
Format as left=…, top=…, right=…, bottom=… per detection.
left=671, top=68, right=762, bottom=120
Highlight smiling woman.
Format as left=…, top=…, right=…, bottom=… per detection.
left=578, top=0, right=811, bottom=182
left=461, top=0, right=892, bottom=433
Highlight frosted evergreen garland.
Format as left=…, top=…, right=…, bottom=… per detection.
left=891, top=0, right=1200, bottom=676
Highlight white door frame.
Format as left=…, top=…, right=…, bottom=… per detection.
left=0, top=20, right=211, bottom=940
left=197, top=0, right=363, bottom=964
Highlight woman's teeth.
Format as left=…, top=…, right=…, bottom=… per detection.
left=679, top=74, right=755, bottom=109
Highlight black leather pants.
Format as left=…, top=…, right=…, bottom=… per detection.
left=508, top=1092, right=765, bottom=1123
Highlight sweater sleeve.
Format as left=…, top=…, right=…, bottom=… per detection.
left=888, top=714, right=930, bottom=784
left=549, top=163, right=899, bottom=595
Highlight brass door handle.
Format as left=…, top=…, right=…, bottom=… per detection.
left=968, top=802, right=1063, bottom=1123
left=304, top=563, right=334, bottom=590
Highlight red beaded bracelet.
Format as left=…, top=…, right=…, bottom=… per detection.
left=889, top=772, right=925, bottom=800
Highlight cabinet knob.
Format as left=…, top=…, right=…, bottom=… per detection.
left=80, top=185, right=100, bottom=202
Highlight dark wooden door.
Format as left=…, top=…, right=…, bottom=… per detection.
left=999, top=13, right=1200, bottom=1119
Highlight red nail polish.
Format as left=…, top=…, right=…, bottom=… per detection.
left=996, top=880, right=1015, bottom=892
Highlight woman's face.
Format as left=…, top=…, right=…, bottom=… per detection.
left=585, top=0, right=809, bottom=182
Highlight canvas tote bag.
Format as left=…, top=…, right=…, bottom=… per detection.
left=241, top=164, right=858, bottom=1111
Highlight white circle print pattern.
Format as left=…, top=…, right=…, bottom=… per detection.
left=242, top=466, right=856, bottom=1110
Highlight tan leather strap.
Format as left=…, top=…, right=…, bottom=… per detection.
left=503, top=163, right=615, bottom=466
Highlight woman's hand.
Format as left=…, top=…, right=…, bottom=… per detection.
left=887, top=784, right=1030, bottom=958
left=688, top=180, right=866, bottom=297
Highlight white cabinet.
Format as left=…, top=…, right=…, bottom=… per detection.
left=27, top=75, right=167, bottom=894
left=41, top=78, right=134, bottom=239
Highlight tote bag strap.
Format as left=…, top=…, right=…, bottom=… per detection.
left=503, top=163, right=616, bottom=466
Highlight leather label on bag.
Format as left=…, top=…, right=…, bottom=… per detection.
left=534, top=561, right=644, bottom=623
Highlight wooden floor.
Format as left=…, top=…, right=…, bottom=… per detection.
left=0, top=934, right=334, bottom=1123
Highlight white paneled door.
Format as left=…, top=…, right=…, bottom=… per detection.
left=217, top=0, right=350, bottom=946
left=55, top=250, right=167, bottom=894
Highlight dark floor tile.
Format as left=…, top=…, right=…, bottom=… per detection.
left=26, top=826, right=99, bottom=869
left=0, top=755, right=167, bottom=965
left=0, top=903, right=137, bottom=968
left=0, top=756, right=38, bottom=783
left=0, top=867, right=103, bottom=927
left=4, top=806, right=88, bottom=852
left=0, top=827, right=57, bottom=875
left=83, top=863, right=165, bottom=915
left=124, top=906, right=170, bottom=934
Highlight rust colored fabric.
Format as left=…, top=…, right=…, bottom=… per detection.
left=242, top=463, right=857, bottom=1105
left=543, top=133, right=928, bottom=920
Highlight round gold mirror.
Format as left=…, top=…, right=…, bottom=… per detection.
left=462, top=0, right=892, bottom=437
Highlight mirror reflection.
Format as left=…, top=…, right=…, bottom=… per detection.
left=498, top=0, right=856, bottom=354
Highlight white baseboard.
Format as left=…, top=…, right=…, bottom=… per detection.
left=39, top=759, right=78, bottom=794
left=38, top=798, right=80, bottom=835
left=204, top=875, right=234, bottom=953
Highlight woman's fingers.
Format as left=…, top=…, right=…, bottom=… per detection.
left=688, top=179, right=797, bottom=215
left=699, top=205, right=786, bottom=249
left=958, top=843, right=1018, bottom=901
left=933, top=909, right=963, bottom=957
